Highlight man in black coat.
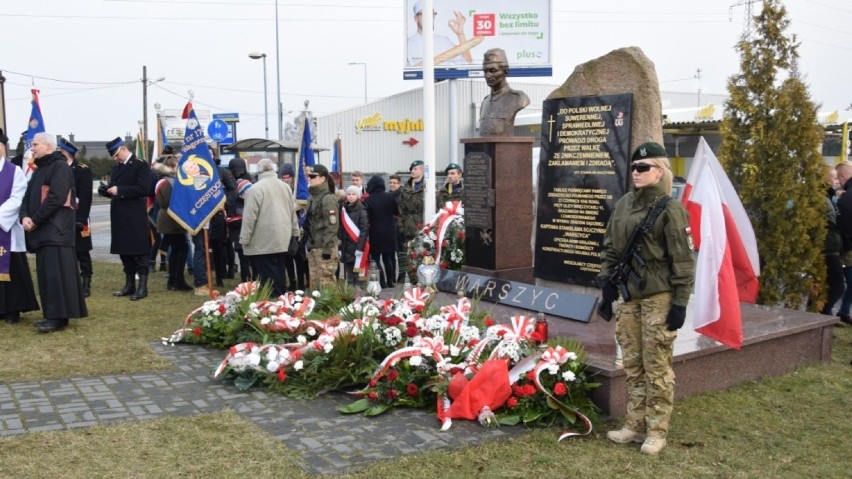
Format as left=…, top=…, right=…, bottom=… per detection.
left=21, top=132, right=88, bottom=332
left=102, top=137, right=152, bottom=301
left=363, top=175, right=399, bottom=288
left=58, top=138, right=94, bottom=297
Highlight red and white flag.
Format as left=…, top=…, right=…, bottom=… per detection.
left=341, top=207, right=370, bottom=279
left=681, top=137, right=760, bottom=350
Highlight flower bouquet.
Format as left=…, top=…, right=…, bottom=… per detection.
left=408, top=201, right=465, bottom=276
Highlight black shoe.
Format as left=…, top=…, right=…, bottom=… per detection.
left=159, top=263, right=168, bottom=272
left=3, top=312, right=20, bottom=324
left=38, top=319, right=68, bottom=333
left=81, top=276, right=91, bottom=298
left=130, top=275, right=149, bottom=301
left=114, top=274, right=136, bottom=297
left=839, top=314, right=852, bottom=326
left=168, top=282, right=193, bottom=291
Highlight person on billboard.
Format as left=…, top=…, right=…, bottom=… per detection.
left=406, top=1, right=476, bottom=67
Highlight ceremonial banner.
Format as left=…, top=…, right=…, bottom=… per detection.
left=168, top=104, right=226, bottom=235
left=295, top=116, right=316, bottom=203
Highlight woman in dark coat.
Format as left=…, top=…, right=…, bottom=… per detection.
left=363, top=175, right=399, bottom=288
left=339, top=186, right=369, bottom=286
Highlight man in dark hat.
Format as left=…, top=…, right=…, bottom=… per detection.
left=0, top=128, right=40, bottom=324
left=58, top=138, right=94, bottom=297
left=21, top=132, right=88, bottom=332
left=102, top=136, right=153, bottom=300
left=479, top=48, right=530, bottom=136
left=398, top=159, right=426, bottom=283
left=304, top=163, right=339, bottom=290
left=437, top=162, right=464, bottom=208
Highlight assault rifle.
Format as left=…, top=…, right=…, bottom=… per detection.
left=598, top=196, right=671, bottom=320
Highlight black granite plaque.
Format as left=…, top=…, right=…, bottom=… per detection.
left=437, top=270, right=597, bottom=323
left=534, top=93, right=633, bottom=285
left=463, top=151, right=492, bottom=229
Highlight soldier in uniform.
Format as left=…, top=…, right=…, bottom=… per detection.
left=398, top=160, right=425, bottom=284
left=478, top=48, right=530, bottom=137
left=305, top=164, right=339, bottom=290
left=598, top=141, right=695, bottom=455
left=101, top=137, right=153, bottom=301
left=57, top=138, right=93, bottom=297
left=437, top=162, right=463, bottom=208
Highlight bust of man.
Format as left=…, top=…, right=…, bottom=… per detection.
left=478, top=48, right=530, bottom=137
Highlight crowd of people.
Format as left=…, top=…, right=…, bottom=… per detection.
left=0, top=124, right=466, bottom=332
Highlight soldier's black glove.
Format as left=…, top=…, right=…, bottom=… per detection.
left=666, top=304, right=686, bottom=331
left=597, top=300, right=614, bottom=321
left=601, top=282, right=618, bottom=303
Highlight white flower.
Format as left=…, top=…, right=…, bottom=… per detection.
left=306, top=326, right=317, bottom=336
left=265, top=348, right=278, bottom=362
left=323, top=342, right=334, bottom=353
left=409, top=355, right=423, bottom=367
left=247, top=352, right=261, bottom=367
left=547, top=364, right=559, bottom=375
left=297, top=335, right=307, bottom=345
left=266, top=361, right=280, bottom=372
left=449, top=345, right=460, bottom=357
left=293, top=360, right=304, bottom=371
left=562, top=370, right=576, bottom=382
left=566, top=352, right=578, bottom=361
left=260, top=317, right=271, bottom=325
left=311, top=290, right=321, bottom=298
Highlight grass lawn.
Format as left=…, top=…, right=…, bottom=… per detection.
left=1, top=261, right=850, bottom=478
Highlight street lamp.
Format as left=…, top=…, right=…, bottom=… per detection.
left=348, top=62, right=367, bottom=103
left=249, top=52, right=269, bottom=139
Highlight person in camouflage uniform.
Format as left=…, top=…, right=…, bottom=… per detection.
left=436, top=162, right=464, bottom=208
left=598, top=142, right=695, bottom=455
left=398, top=160, right=425, bottom=283
left=305, top=164, right=340, bottom=290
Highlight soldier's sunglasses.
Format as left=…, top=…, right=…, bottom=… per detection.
left=631, top=163, right=656, bottom=173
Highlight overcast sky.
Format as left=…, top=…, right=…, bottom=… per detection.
left=1, top=0, right=850, bottom=143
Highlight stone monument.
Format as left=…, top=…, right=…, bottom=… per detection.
left=478, top=48, right=531, bottom=137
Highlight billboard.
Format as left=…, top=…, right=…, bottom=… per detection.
left=161, top=108, right=212, bottom=142
left=403, top=0, right=552, bottom=80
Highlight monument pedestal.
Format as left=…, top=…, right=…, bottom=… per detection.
left=461, top=137, right=534, bottom=283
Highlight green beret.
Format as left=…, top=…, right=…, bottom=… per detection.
left=445, top=162, right=462, bottom=174
left=409, top=160, right=424, bottom=171
left=631, top=142, right=667, bottom=162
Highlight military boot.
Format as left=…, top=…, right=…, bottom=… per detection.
left=81, top=276, right=91, bottom=298
left=130, top=274, right=149, bottom=301
left=113, top=274, right=136, bottom=297
left=640, top=436, right=666, bottom=455
left=607, top=427, right=646, bottom=444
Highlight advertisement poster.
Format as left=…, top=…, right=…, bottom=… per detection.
left=161, top=108, right=212, bottom=142
left=403, top=0, right=551, bottom=80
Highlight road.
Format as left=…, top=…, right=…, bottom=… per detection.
left=90, top=203, right=120, bottom=263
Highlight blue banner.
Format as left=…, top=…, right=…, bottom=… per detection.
left=295, top=117, right=316, bottom=202
left=24, top=89, right=45, bottom=150
left=331, top=137, right=341, bottom=173
left=167, top=106, right=225, bottom=235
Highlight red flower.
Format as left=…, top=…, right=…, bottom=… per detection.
left=526, top=371, right=536, bottom=381
left=421, top=250, right=429, bottom=257
left=193, top=327, right=202, bottom=336
left=382, top=315, right=403, bottom=327
left=512, top=384, right=527, bottom=397
left=368, top=392, right=379, bottom=401
left=277, top=368, right=286, bottom=382
left=211, top=290, right=220, bottom=299
left=218, top=304, right=226, bottom=314
left=440, top=262, right=448, bottom=269
left=405, top=325, right=419, bottom=337
left=506, top=397, right=518, bottom=408
left=386, top=369, right=399, bottom=382
left=387, top=389, right=398, bottom=399
left=442, top=240, right=449, bottom=247
left=484, top=318, right=495, bottom=327
left=290, top=349, right=301, bottom=360
left=369, top=378, right=378, bottom=388
left=553, top=382, right=568, bottom=397
left=457, top=230, right=465, bottom=239
left=414, top=304, right=425, bottom=313
left=522, top=384, right=537, bottom=396
left=497, top=330, right=506, bottom=338
left=406, top=383, right=419, bottom=396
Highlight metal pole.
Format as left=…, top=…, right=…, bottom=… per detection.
left=275, top=0, right=283, bottom=140
left=262, top=55, right=269, bottom=139
left=142, top=65, right=148, bottom=161
left=423, top=0, right=436, bottom=221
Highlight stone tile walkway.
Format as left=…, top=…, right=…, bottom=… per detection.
left=0, top=342, right=525, bottom=476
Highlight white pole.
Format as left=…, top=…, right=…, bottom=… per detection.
left=448, top=78, right=459, bottom=166
left=422, top=0, right=436, bottom=221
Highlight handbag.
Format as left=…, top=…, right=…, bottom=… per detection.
left=287, top=235, right=299, bottom=256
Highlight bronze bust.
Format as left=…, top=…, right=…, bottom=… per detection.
left=478, top=48, right=530, bottom=136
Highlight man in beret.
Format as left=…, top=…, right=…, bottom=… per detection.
left=437, top=162, right=464, bottom=208
left=304, top=163, right=340, bottom=290
left=103, top=137, right=153, bottom=301
left=479, top=48, right=530, bottom=136
left=398, top=159, right=426, bottom=284
left=58, top=138, right=94, bottom=297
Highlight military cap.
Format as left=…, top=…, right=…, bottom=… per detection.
left=279, top=162, right=295, bottom=178
left=445, top=162, right=462, bottom=174
left=631, top=141, right=667, bottom=162
left=308, top=164, right=329, bottom=177
left=106, top=137, right=125, bottom=156
left=409, top=160, right=424, bottom=171
left=58, top=138, right=78, bottom=156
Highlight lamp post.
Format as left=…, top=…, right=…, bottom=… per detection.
left=141, top=65, right=165, bottom=163
left=348, top=62, right=367, bottom=103
left=248, top=52, right=269, bottom=139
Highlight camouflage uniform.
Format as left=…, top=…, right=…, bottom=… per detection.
left=398, top=177, right=424, bottom=282
left=599, top=179, right=694, bottom=440
left=306, top=183, right=340, bottom=290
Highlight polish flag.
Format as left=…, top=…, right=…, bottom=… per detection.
left=341, top=207, right=370, bottom=278
left=681, top=137, right=760, bottom=350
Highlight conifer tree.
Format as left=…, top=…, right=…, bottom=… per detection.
left=719, top=0, right=826, bottom=308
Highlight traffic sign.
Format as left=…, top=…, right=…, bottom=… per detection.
left=207, top=119, right=230, bottom=142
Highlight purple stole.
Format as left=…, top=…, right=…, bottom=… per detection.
left=0, top=161, right=15, bottom=281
